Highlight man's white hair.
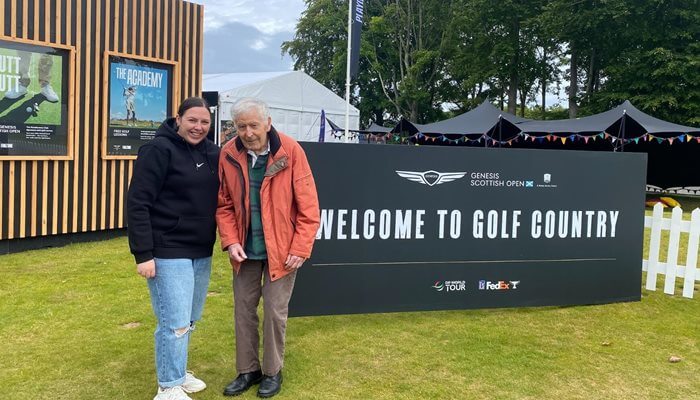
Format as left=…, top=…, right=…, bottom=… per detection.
left=231, top=98, right=270, bottom=121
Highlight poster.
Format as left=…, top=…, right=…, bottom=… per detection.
left=0, top=38, right=71, bottom=158
left=105, top=55, right=173, bottom=157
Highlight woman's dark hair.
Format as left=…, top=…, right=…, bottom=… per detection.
left=177, top=96, right=209, bottom=116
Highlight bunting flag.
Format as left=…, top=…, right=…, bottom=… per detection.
left=363, top=128, right=698, bottom=147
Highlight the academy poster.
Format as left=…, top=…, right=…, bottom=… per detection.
left=106, top=55, right=172, bottom=156
left=0, top=39, right=70, bottom=157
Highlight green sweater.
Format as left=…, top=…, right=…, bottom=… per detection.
left=245, top=153, right=268, bottom=259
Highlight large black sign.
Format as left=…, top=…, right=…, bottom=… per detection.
left=290, top=143, right=647, bottom=316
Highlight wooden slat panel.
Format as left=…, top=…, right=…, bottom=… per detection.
left=154, top=0, right=160, bottom=58
left=130, top=0, right=135, bottom=54
left=0, top=0, right=203, bottom=241
left=109, top=160, right=116, bottom=229
left=56, top=0, right=62, bottom=43
left=117, top=160, right=125, bottom=227
left=22, top=0, right=28, bottom=38
left=81, top=0, right=91, bottom=231
left=8, top=163, right=15, bottom=239
left=41, top=162, right=48, bottom=235
left=0, top=0, right=5, bottom=34
left=33, top=0, right=38, bottom=37
left=30, top=160, right=37, bottom=237
left=122, top=0, right=127, bottom=52
left=19, top=161, right=26, bottom=238
left=52, top=160, right=58, bottom=234
left=72, top=0, right=81, bottom=233
left=61, top=0, right=71, bottom=233
left=100, top=0, right=110, bottom=231
left=10, top=0, right=17, bottom=37
left=184, top=1, right=190, bottom=97
left=0, top=165, right=4, bottom=239
left=139, top=0, right=144, bottom=55
left=91, top=0, right=101, bottom=231
left=197, top=4, right=202, bottom=94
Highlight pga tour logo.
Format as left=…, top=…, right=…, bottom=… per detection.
left=396, top=170, right=467, bottom=186
left=432, top=280, right=467, bottom=292
left=478, top=280, right=521, bottom=290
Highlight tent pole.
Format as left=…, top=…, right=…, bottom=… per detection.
left=620, top=110, right=626, bottom=152
left=615, top=109, right=626, bottom=152
left=498, top=115, right=503, bottom=148
left=344, top=0, right=352, bottom=143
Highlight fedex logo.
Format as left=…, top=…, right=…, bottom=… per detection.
left=478, top=280, right=520, bottom=290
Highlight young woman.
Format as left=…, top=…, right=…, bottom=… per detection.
left=127, top=97, right=220, bottom=400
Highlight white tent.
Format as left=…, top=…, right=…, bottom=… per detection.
left=202, top=71, right=360, bottom=143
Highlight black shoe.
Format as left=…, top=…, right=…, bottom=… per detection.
left=257, top=371, right=283, bottom=398
left=223, top=370, right=263, bottom=396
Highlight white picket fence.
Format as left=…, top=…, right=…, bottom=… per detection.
left=642, top=203, right=700, bottom=298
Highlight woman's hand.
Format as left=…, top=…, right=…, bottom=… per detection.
left=137, top=259, right=156, bottom=278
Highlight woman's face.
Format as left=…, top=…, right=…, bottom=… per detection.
left=176, top=106, right=211, bottom=145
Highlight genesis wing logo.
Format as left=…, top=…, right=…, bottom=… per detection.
left=396, top=170, right=467, bottom=186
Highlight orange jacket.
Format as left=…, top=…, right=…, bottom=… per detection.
left=216, top=128, right=320, bottom=281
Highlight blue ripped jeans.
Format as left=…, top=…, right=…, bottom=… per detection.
left=147, top=257, right=211, bottom=388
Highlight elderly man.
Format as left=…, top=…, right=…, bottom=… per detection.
left=217, top=98, right=320, bottom=398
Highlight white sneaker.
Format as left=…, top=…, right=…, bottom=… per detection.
left=4, top=85, right=27, bottom=99
left=41, top=84, right=59, bottom=102
left=182, top=371, right=206, bottom=393
left=153, top=386, right=192, bottom=400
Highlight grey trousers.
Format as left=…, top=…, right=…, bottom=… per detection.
left=233, top=259, right=297, bottom=376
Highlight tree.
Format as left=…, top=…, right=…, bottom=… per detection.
left=283, top=0, right=699, bottom=127
left=584, top=0, right=700, bottom=126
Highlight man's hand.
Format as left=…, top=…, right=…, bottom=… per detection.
left=284, top=254, right=306, bottom=271
left=227, top=243, right=248, bottom=263
left=137, top=259, right=156, bottom=278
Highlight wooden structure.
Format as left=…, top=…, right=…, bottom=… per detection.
left=0, top=0, right=204, bottom=244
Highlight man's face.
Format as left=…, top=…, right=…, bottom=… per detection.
left=176, top=106, right=211, bottom=146
left=235, top=109, right=271, bottom=154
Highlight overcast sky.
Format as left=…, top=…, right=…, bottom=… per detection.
left=191, top=0, right=564, bottom=105
left=191, top=0, right=305, bottom=73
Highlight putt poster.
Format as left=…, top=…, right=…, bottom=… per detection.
left=106, top=55, right=172, bottom=156
left=0, top=38, right=70, bottom=157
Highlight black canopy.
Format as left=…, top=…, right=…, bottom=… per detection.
left=517, top=100, right=700, bottom=139
left=420, top=101, right=528, bottom=140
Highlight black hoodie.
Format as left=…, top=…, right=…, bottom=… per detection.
left=127, top=117, right=220, bottom=263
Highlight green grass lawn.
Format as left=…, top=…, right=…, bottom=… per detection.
left=1, top=234, right=699, bottom=400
